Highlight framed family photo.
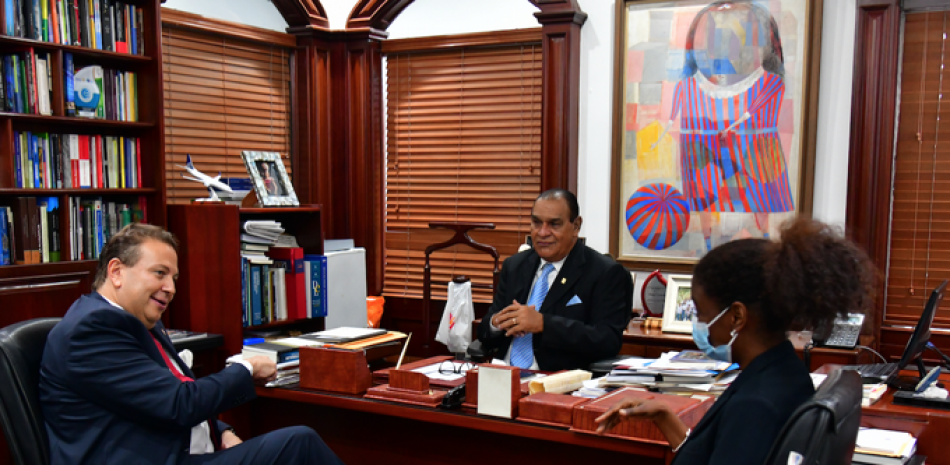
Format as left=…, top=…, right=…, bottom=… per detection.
left=609, top=0, right=821, bottom=268
left=241, top=151, right=299, bottom=207
left=662, top=274, right=694, bottom=333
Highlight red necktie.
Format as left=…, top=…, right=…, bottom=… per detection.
left=150, top=333, right=222, bottom=450
left=150, top=333, right=194, bottom=382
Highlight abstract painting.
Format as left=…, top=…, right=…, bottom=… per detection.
left=611, top=0, right=820, bottom=265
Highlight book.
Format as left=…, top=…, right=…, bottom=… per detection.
left=303, top=327, right=387, bottom=344
left=0, top=207, right=9, bottom=265
left=853, top=428, right=917, bottom=465
left=241, top=342, right=298, bottom=364
left=267, top=247, right=306, bottom=320
left=305, top=254, right=327, bottom=318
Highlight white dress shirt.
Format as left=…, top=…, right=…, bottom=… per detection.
left=490, top=256, right=566, bottom=369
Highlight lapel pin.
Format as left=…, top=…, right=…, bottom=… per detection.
left=561, top=278, right=566, bottom=285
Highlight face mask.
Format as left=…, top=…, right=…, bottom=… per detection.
left=692, top=305, right=739, bottom=362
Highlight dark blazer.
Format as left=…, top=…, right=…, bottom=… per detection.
left=476, top=240, right=633, bottom=371
left=671, top=339, right=815, bottom=465
left=40, top=293, right=256, bottom=465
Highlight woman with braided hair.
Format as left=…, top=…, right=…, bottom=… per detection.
left=595, top=217, right=876, bottom=464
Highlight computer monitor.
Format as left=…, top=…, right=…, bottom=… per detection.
left=890, top=280, right=947, bottom=388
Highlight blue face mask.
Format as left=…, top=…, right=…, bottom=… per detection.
left=692, top=305, right=739, bottom=362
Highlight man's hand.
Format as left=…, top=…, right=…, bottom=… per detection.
left=245, top=356, right=277, bottom=382
left=221, top=429, right=243, bottom=449
left=594, top=398, right=672, bottom=434
left=491, top=300, right=544, bottom=337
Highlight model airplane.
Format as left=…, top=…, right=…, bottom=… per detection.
left=177, top=154, right=233, bottom=202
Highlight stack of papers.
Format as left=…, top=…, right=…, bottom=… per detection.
left=602, top=352, right=739, bottom=395
left=241, top=220, right=284, bottom=264
left=853, top=428, right=917, bottom=465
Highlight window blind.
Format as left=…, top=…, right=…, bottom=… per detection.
left=384, top=42, right=542, bottom=302
left=888, top=11, right=950, bottom=325
left=161, top=25, right=292, bottom=205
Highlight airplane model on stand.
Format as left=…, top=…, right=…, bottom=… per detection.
left=177, top=154, right=233, bottom=202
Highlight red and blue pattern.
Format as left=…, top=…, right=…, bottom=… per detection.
left=670, top=71, right=794, bottom=213
left=626, top=183, right=690, bottom=250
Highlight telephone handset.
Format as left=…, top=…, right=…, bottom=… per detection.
left=817, top=313, right=865, bottom=349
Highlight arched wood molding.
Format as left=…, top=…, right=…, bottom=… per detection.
left=271, top=0, right=330, bottom=30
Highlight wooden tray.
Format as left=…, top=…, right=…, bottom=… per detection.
left=572, top=388, right=713, bottom=442
left=518, top=392, right=590, bottom=427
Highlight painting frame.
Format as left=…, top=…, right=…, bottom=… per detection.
left=241, top=151, right=299, bottom=207
left=661, top=274, right=694, bottom=333
left=608, top=0, right=822, bottom=271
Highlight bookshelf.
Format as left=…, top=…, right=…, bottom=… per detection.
left=0, top=0, right=165, bottom=329
left=167, top=203, right=324, bottom=356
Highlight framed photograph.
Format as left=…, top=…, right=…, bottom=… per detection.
left=661, top=274, right=693, bottom=333
left=609, top=0, right=821, bottom=268
left=241, top=151, right=299, bottom=207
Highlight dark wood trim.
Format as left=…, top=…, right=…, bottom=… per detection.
left=269, top=0, right=330, bottom=30
left=160, top=8, right=297, bottom=48
left=381, top=28, right=543, bottom=54
left=846, top=0, right=902, bottom=348
left=346, top=0, right=414, bottom=31
left=608, top=0, right=823, bottom=271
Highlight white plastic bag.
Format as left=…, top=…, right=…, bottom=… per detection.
left=435, top=281, right=474, bottom=353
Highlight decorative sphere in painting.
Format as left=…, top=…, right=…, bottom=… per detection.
left=626, top=183, right=690, bottom=250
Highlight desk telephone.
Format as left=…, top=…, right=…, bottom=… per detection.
left=817, top=313, right=864, bottom=349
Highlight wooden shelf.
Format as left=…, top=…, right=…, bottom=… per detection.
left=0, top=188, right=157, bottom=195
left=0, top=113, right=155, bottom=129
left=240, top=205, right=322, bottom=214
left=0, top=35, right=153, bottom=65
left=0, top=259, right=96, bottom=278
left=245, top=317, right=323, bottom=331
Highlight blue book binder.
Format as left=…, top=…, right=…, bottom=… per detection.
left=13, top=132, right=21, bottom=188
left=250, top=264, right=262, bottom=326
left=304, top=255, right=327, bottom=318
left=64, top=53, right=76, bottom=116
left=241, top=258, right=248, bottom=328
left=0, top=207, right=8, bottom=265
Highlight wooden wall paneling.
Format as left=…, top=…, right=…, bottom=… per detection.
left=0, top=268, right=93, bottom=328
left=270, top=0, right=331, bottom=29
left=846, top=0, right=901, bottom=349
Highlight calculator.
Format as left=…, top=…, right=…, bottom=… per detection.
left=821, top=313, right=865, bottom=349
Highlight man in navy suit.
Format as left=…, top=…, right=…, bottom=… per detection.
left=477, top=189, right=633, bottom=371
left=40, top=223, right=344, bottom=465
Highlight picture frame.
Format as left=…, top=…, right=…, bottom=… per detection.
left=609, top=0, right=821, bottom=270
left=241, top=151, right=299, bottom=207
left=661, top=274, right=694, bottom=333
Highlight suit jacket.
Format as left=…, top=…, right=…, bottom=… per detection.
left=671, top=339, right=815, bottom=465
left=40, top=293, right=256, bottom=465
left=476, top=241, right=633, bottom=371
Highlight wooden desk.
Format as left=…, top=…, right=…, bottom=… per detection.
left=816, top=365, right=950, bottom=465
left=249, top=387, right=675, bottom=465
left=623, top=322, right=873, bottom=371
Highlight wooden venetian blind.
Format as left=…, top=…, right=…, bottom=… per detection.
left=383, top=38, right=542, bottom=302
left=161, top=19, right=292, bottom=205
left=888, top=11, right=950, bottom=325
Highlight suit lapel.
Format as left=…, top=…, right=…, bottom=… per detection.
left=151, top=324, right=196, bottom=379
left=511, top=252, right=541, bottom=305
left=540, top=242, right=586, bottom=313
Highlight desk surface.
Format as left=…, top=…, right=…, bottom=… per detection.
left=250, top=386, right=673, bottom=465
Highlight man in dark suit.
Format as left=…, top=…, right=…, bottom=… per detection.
left=477, top=189, right=633, bottom=371
left=40, top=223, right=343, bottom=465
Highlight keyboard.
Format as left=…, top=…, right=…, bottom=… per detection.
left=842, top=363, right=898, bottom=381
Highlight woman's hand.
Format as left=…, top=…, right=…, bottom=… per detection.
left=594, top=398, right=672, bottom=435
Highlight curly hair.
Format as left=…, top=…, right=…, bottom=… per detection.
left=692, top=217, right=876, bottom=338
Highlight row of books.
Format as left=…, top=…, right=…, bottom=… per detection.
left=14, top=131, right=141, bottom=189
left=0, top=196, right=142, bottom=265
left=2, top=0, right=146, bottom=54
left=241, top=248, right=329, bottom=328
left=1, top=50, right=53, bottom=115
left=2, top=51, right=138, bottom=120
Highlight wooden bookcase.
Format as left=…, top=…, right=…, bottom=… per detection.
left=0, top=0, right=165, bottom=329
left=167, top=203, right=324, bottom=356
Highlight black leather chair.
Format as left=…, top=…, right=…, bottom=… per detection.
left=763, top=369, right=862, bottom=465
left=0, top=318, right=60, bottom=465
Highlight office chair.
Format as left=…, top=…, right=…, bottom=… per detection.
left=762, top=369, right=862, bottom=465
left=0, top=318, right=61, bottom=465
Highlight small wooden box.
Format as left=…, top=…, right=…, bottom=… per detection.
left=572, top=388, right=713, bottom=442
left=518, top=392, right=590, bottom=427
left=298, top=346, right=372, bottom=395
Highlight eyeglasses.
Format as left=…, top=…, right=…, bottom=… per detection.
left=438, top=360, right=475, bottom=375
